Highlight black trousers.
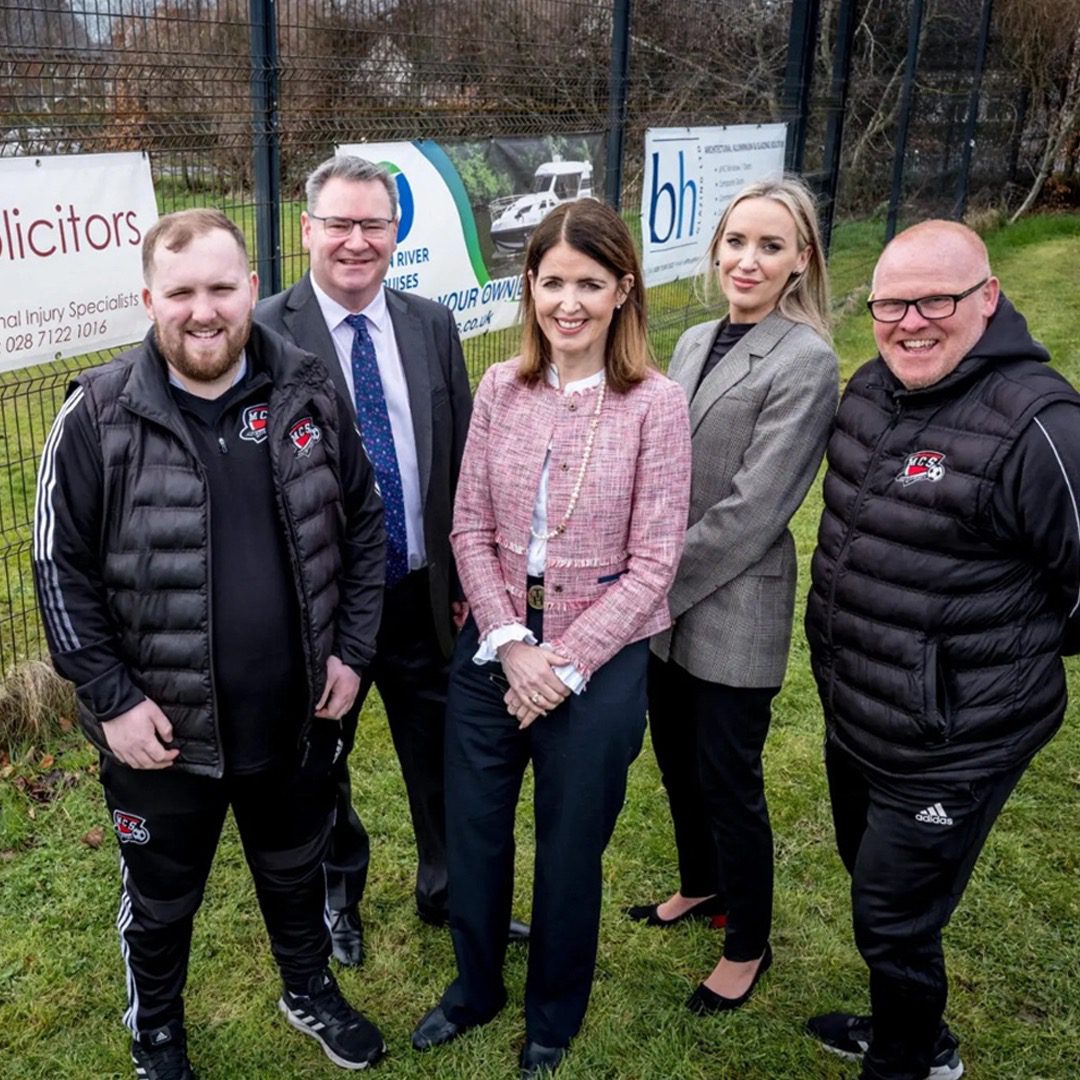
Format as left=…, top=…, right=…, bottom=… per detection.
left=100, top=756, right=334, bottom=1036
left=324, top=568, right=451, bottom=920
left=825, top=736, right=1027, bottom=1080
left=646, top=654, right=779, bottom=961
left=440, top=617, right=648, bottom=1047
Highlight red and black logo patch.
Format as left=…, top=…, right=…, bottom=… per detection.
left=896, top=450, right=946, bottom=486
left=239, top=403, right=269, bottom=444
left=289, top=417, right=322, bottom=457
left=113, top=809, right=150, bottom=845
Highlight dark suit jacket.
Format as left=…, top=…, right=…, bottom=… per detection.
left=255, top=273, right=472, bottom=658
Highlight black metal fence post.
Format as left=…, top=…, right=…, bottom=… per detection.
left=605, top=0, right=632, bottom=210
left=953, top=0, right=994, bottom=220
left=782, top=0, right=821, bottom=173
left=886, top=0, right=925, bottom=242
left=250, top=0, right=282, bottom=297
left=819, top=0, right=859, bottom=254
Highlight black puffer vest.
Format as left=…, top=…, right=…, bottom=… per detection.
left=74, top=325, right=345, bottom=777
left=806, top=300, right=1077, bottom=779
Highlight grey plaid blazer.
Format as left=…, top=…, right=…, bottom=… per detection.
left=651, top=312, right=838, bottom=687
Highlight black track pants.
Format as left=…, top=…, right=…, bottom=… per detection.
left=825, top=737, right=1027, bottom=1080
left=101, top=756, right=334, bottom=1036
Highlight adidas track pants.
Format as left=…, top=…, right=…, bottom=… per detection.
left=825, top=736, right=1027, bottom=1080
left=100, top=755, right=335, bottom=1036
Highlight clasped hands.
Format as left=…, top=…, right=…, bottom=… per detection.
left=497, top=639, right=571, bottom=729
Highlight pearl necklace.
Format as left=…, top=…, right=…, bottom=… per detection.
left=530, top=376, right=606, bottom=541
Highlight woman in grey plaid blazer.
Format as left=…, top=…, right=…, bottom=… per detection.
left=628, top=177, right=839, bottom=1014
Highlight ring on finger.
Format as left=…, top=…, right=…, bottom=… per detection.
left=529, top=691, right=542, bottom=705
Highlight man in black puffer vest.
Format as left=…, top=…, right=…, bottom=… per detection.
left=33, top=210, right=389, bottom=1078
left=804, top=221, right=1080, bottom=1080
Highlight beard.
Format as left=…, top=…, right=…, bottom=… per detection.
left=154, top=311, right=251, bottom=387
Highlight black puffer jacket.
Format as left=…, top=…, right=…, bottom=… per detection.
left=806, top=297, right=1080, bottom=779
left=33, top=324, right=384, bottom=777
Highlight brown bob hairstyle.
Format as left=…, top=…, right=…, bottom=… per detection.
left=518, top=200, right=651, bottom=393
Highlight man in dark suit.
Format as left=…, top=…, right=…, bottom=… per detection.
left=255, top=155, right=495, bottom=965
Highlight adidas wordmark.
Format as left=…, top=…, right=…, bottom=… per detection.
left=915, top=802, right=954, bottom=826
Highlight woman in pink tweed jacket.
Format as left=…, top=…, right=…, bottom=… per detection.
left=411, top=201, right=691, bottom=1077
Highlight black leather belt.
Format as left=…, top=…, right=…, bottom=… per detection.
left=526, top=575, right=545, bottom=610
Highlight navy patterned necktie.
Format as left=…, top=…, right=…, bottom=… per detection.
left=345, top=313, right=409, bottom=586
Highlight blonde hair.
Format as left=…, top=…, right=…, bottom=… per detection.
left=704, top=175, right=831, bottom=341
left=518, top=201, right=651, bottom=393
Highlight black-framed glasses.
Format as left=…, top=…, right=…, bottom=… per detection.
left=867, top=278, right=989, bottom=323
left=308, top=213, right=394, bottom=239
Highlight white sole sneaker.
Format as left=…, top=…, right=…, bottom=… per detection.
left=816, top=1041, right=964, bottom=1080
left=279, top=997, right=386, bottom=1071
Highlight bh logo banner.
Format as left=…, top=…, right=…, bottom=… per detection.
left=640, top=124, right=787, bottom=288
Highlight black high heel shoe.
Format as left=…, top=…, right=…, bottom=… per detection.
left=686, top=943, right=772, bottom=1014
left=625, top=894, right=727, bottom=928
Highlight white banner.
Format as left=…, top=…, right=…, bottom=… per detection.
left=0, top=152, right=158, bottom=372
left=339, top=140, right=529, bottom=340
left=640, top=125, right=788, bottom=287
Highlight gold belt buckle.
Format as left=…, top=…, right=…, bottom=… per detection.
left=527, top=583, right=545, bottom=610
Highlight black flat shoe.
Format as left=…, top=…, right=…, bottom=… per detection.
left=686, top=943, right=772, bottom=1015
left=411, top=1004, right=470, bottom=1051
left=625, top=894, right=726, bottom=928
left=519, top=1040, right=567, bottom=1078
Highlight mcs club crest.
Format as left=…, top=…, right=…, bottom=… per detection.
left=289, top=417, right=322, bottom=457
left=239, top=403, right=269, bottom=443
left=113, top=810, right=150, bottom=844
left=896, top=450, right=946, bottom=486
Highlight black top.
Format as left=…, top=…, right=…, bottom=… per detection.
left=171, top=364, right=306, bottom=774
left=694, top=320, right=755, bottom=394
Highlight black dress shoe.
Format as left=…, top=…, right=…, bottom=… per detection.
left=328, top=907, right=365, bottom=968
left=625, top=894, right=727, bottom=928
left=419, top=908, right=531, bottom=944
left=411, top=1004, right=469, bottom=1051
left=519, top=1041, right=567, bottom=1078
left=686, top=942, right=773, bottom=1015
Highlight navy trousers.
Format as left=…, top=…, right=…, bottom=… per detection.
left=440, top=617, right=648, bottom=1047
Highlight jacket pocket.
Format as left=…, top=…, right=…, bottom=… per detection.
left=920, top=638, right=951, bottom=744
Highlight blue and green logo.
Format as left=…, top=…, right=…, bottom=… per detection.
left=380, top=161, right=414, bottom=243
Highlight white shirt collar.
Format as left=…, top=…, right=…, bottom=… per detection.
left=545, top=363, right=605, bottom=395
left=310, top=276, right=390, bottom=334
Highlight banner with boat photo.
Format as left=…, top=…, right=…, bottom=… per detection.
left=338, top=134, right=604, bottom=340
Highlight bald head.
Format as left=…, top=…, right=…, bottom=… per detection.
left=873, top=220, right=991, bottom=292
left=871, top=220, right=999, bottom=390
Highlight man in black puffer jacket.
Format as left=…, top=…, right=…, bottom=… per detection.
left=804, top=220, right=1080, bottom=1080
left=33, top=209, right=388, bottom=1078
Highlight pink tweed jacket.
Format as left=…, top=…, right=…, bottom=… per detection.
left=451, top=358, right=692, bottom=679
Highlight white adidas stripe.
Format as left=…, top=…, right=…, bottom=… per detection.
left=1034, top=416, right=1080, bottom=618
left=117, top=857, right=141, bottom=1037
left=32, top=387, right=85, bottom=653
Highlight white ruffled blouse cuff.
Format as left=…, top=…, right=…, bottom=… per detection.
left=474, top=622, right=535, bottom=664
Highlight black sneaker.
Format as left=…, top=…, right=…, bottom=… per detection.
left=806, top=1012, right=964, bottom=1080
left=131, top=1020, right=197, bottom=1079
left=279, top=969, right=386, bottom=1070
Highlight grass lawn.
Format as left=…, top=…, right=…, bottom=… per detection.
left=1, top=215, right=1079, bottom=1079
